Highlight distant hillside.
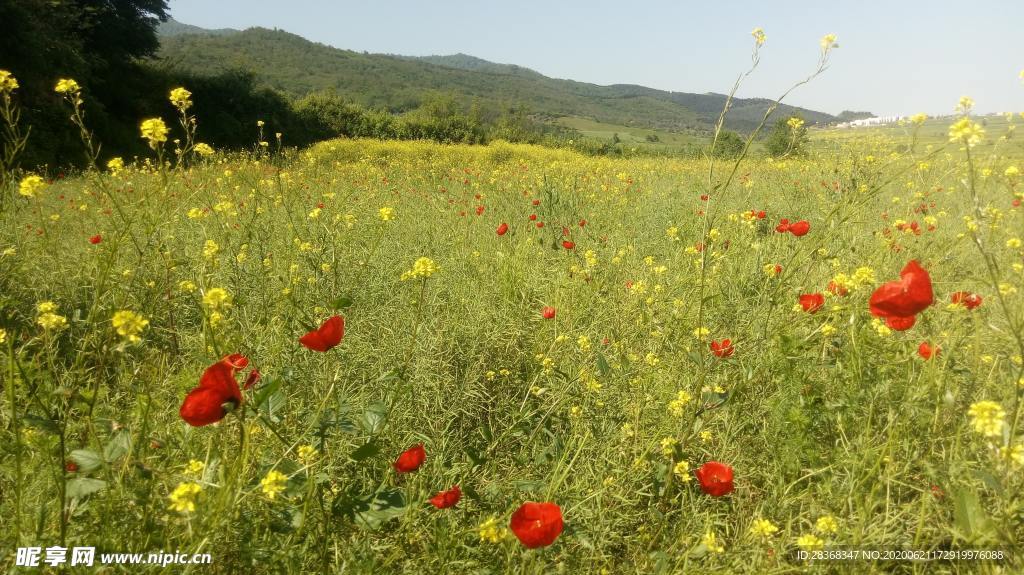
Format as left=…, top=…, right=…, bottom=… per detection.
left=836, top=110, right=876, bottom=121
left=157, top=18, right=238, bottom=37
left=157, top=26, right=836, bottom=134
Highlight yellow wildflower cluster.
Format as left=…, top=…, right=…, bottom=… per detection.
left=478, top=516, right=506, bottom=543
left=111, top=310, right=149, bottom=343
left=751, top=27, right=766, bottom=46
left=36, top=301, right=68, bottom=331
left=169, top=87, right=192, bottom=111
left=202, top=288, right=231, bottom=310
left=185, top=460, right=205, bottom=476
left=140, top=118, right=169, bottom=148
left=107, top=157, right=125, bottom=173
left=378, top=206, right=394, bottom=221
left=948, top=117, right=984, bottom=148
left=194, top=143, right=215, bottom=157
left=673, top=460, right=692, bottom=482
left=749, top=518, right=779, bottom=539
left=667, top=390, right=693, bottom=417
left=967, top=401, right=1005, bottom=437
left=18, top=175, right=46, bottom=198
left=400, top=257, right=438, bottom=280
left=168, top=482, right=202, bottom=513
left=54, top=78, right=80, bottom=95
left=0, top=69, right=18, bottom=93
left=702, top=531, right=724, bottom=554
left=820, top=33, right=838, bottom=51
left=260, top=470, right=288, bottom=500
left=796, top=533, right=825, bottom=551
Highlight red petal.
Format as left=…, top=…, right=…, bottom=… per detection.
left=299, top=315, right=345, bottom=352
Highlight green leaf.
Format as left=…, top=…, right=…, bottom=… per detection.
left=350, top=440, right=380, bottom=462
left=69, top=449, right=103, bottom=472
left=596, top=353, right=610, bottom=376
left=332, top=296, right=354, bottom=309
left=952, top=488, right=995, bottom=544
left=265, top=389, right=287, bottom=421
left=254, top=376, right=284, bottom=409
left=103, top=431, right=131, bottom=463
left=23, top=413, right=59, bottom=435
left=359, top=402, right=388, bottom=435
left=350, top=488, right=407, bottom=530
left=66, top=478, right=106, bottom=499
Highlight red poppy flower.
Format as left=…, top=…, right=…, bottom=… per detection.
left=756, top=210, right=766, bottom=219
left=299, top=315, right=345, bottom=352
left=529, top=214, right=537, bottom=221
left=496, top=223, right=509, bottom=236
left=788, top=220, right=810, bottom=236
left=179, top=354, right=252, bottom=427
left=536, top=222, right=544, bottom=228
left=869, top=260, right=934, bottom=320
left=700, top=194, right=709, bottom=201
left=532, top=199, right=541, bottom=206
left=429, top=485, right=462, bottom=509
left=579, top=219, right=587, bottom=227
left=918, top=341, right=939, bottom=360
left=695, top=461, right=734, bottom=496
left=775, top=218, right=791, bottom=233
left=541, top=306, right=556, bottom=319
left=710, top=339, right=734, bottom=358
left=885, top=315, right=916, bottom=331
left=827, top=281, right=849, bottom=296
left=393, top=443, right=426, bottom=473
left=562, top=240, right=575, bottom=250
left=244, top=369, right=261, bottom=390
left=799, top=293, right=825, bottom=313
left=475, top=205, right=485, bottom=215
left=950, top=291, right=982, bottom=310
left=89, top=235, right=102, bottom=244
left=509, top=502, right=563, bottom=548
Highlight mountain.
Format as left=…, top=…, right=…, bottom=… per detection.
left=157, top=18, right=239, bottom=37
left=156, top=24, right=836, bottom=134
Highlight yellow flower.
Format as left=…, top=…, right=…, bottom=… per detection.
left=193, top=143, right=214, bottom=157
left=1008, top=238, right=1022, bottom=249
left=185, top=460, right=205, bottom=476
left=751, top=27, right=766, bottom=46
left=260, top=470, right=288, bottom=500
left=54, top=78, right=80, bottom=95
left=967, top=401, right=1005, bottom=437
left=478, top=516, right=506, bottom=543
left=673, top=460, right=692, bottom=482
left=0, top=328, right=7, bottom=344
left=36, top=301, right=67, bottom=331
left=111, top=310, right=149, bottom=343
left=750, top=518, right=779, bottom=538
left=202, top=287, right=231, bottom=310
left=178, top=280, right=197, bottom=293
left=106, top=157, right=125, bottom=173
left=400, top=257, right=438, bottom=280
left=168, top=482, right=202, bottom=513
left=667, top=390, right=693, bottom=417
left=0, top=69, right=19, bottom=93
left=378, top=206, right=394, bottom=221
left=796, top=533, right=825, bottom=551
left=659, top=436, right=678, bottom=458
left=910, top=113, right=927, bottom=125
left=820, top=33, right=838, bottom=51
left=18, top=175, right=46, bottom=198
left=1006, top=166, right=1020, bottom=178
left=702, top=531, right=724, bottom=554
left=297, top=445, right=319, bottom=463
left=202, top=239, right=220, bottom=260
left=957, top=96, right=974, bottom=114
left=997, top=444, right=1024, bottom=469
left=169, top=87, right=192, bottom=111
left=140, top=118, right=169, bottom=148
left=948, top=117, right=984, bottom=147
left=815, top=515, right=839, bottom=534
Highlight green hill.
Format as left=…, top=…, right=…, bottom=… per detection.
left=156, top=25, right=836, bottom=135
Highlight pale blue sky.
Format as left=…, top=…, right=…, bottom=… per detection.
left=167, top=0, right=1023, bottom=117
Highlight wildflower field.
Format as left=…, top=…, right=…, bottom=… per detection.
left=2, top=72, right=1024, bottom=573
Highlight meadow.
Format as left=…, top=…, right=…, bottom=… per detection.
left=1, top=74, right=1024, bottom=574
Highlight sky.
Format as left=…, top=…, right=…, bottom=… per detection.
left=166, top=0, right=1024, bottom=117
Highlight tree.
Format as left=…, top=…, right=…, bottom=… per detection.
left=709, top=129, right=744, bottom=159
left=764, top=115, right=809, bottom=158
left=0, top=0, right=169, bottom=167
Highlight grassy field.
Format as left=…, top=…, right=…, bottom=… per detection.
left=1, top=109, right=1024, bottom=573
left=552, top=116, right=707, bottom=151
